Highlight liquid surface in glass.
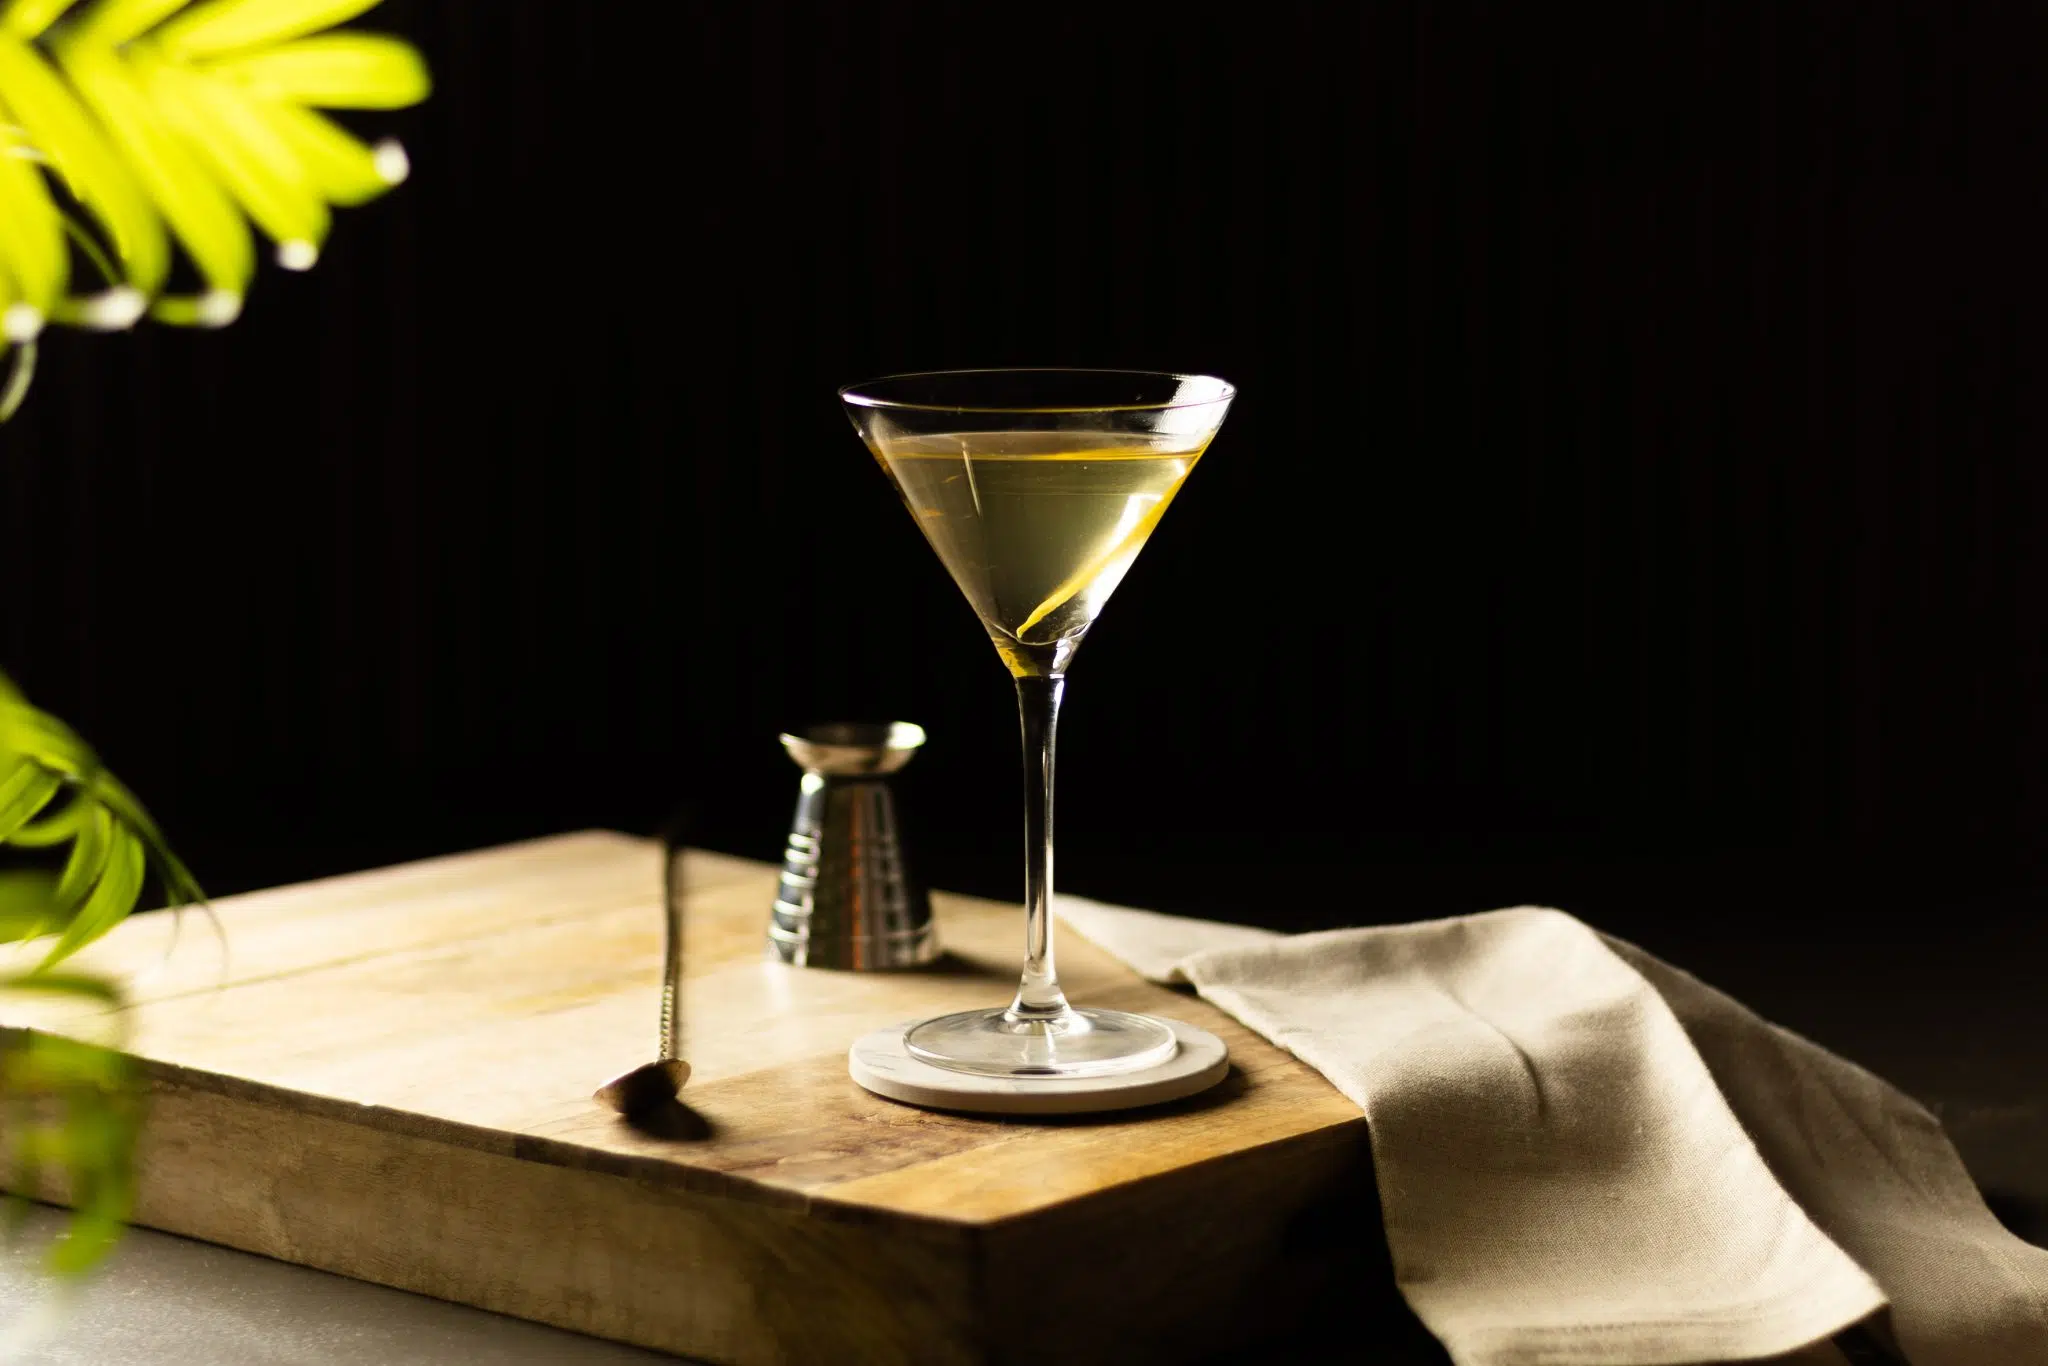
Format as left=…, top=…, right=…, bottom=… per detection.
left=872, top=430, right=1206, bottom=673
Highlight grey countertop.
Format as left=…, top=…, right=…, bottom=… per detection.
left=0, top=1208, right=682, bottom=1366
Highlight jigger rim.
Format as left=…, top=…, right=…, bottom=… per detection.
left=780, top=721, right=927, bottom=777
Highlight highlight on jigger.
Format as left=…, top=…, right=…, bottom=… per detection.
left=769, top=722, right=939, bottom=970
left=780, top=720, right=927, bottom=776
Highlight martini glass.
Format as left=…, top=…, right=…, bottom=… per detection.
left=840, top=369, right=1234, bottom=1079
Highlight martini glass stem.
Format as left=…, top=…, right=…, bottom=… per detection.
left=1008, top=672, right=1073, bottom=1022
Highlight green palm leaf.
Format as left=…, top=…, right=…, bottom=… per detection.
left=61, top=38, right=253, bottom=312
left=0, top=871, right=58, bottom=940
left=0, top=681, right=205, bottom=931
left=0, top=765, right=63, bottom=843
left=0, top=29, right=165, bottom=305
left=7, top=791, right=91, bottom=848
left=0, top=0, right=427, bottom=401
left=259, top=96, right=403, bottom=206
left=142, top=52, right=329, bottom=266
left=0, top=0, right=427, bottom=1283
left=3, top=0, right=77, bottom=40
left=153, top=0, right=381, bottom=57
left=0, top=100, right=66, bottom=324
left=65, top=0, right=193, bottom=47
left=46, top=806, right=112, bottom=929
left=203, top=33, right=428, bottom=107
left=0, top=1024, right=141, bottom=1275
left=0, top=673, right=207, bottom=1276
left=0, top=0, right=423, bottom=1286
left=42, top=822, right=144, bottom=968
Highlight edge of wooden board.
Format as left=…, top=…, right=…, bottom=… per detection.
left=63, top=1045, right=1367, bottom=1233
left=97, top=1069, right=1374, bottom=1366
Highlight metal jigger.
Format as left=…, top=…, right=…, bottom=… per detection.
left=768, top=722, right=939, bottom=970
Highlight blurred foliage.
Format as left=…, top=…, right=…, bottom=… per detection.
left=0, top=0, right=429, bottom=1282
left=0, top=672, right=204, bottom=1276
left=0, top=0, right=431, bottom=420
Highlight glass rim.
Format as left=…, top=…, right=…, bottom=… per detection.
left=838, top=367, right=1236, bottom=415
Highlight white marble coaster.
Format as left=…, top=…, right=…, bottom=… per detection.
left=848, top=1017, right=1230, bottom=1116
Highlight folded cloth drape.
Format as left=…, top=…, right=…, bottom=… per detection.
left=1054, top=899, right=2048, bottom=1366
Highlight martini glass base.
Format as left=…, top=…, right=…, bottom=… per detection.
left=903, top=1006, right=1180, bottom=1079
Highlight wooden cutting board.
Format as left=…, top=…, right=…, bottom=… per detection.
left=0, top=833, right=1370, bottom=1365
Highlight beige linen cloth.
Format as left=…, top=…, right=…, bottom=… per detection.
left=1054, top=899, right=2048, bottom=1366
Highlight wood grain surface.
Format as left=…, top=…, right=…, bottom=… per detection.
left=0, top=833, right=1368, bottom=1365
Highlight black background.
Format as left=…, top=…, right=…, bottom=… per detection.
left=3, top=0, right=2045, bottom=956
